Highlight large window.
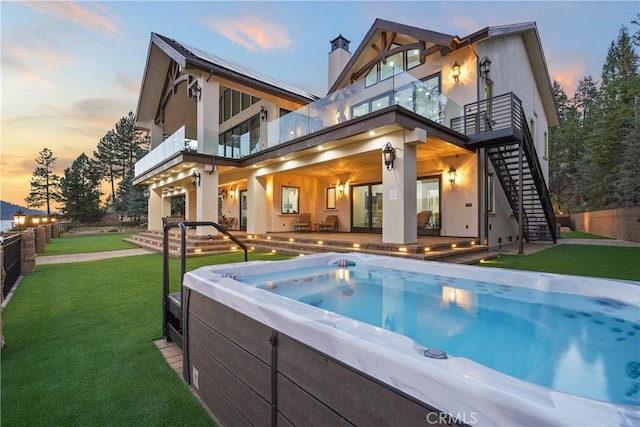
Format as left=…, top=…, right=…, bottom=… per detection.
left=218, top=114, right=260, bottom=158
left=417, top=177, right=440, bottom=229
left=219, top=88, right=260, bottom=124
left=281, top=186, right=299, bottom=214
left=364, top=44, right=422, bottom=88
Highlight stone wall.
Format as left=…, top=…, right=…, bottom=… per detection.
left=21, top=230, right=36, bottom=275
left=571, top=207, right=640, bottom=243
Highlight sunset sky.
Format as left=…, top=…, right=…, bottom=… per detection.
left=1, top=1, right=637, bottom=209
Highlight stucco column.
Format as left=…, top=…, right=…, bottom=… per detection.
left=148, top=188, right=164, bottom=230
left=382, top=129, right=423, bottom=244
left=197, top=78, right=219, bottom=155
left=196, top=167, right=218, bottom=235
left=247, top=172, right=267, bottom=234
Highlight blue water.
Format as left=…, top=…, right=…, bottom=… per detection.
left=237, top=265, right=640, bottom=406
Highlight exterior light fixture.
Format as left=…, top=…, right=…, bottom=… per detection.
left=451, top=61, right=461, bottom=83
left=260, top=106, right=268, bottom=121
left=41, top=216, right=49, bottom=223
left=338, top=182, right=345, bottom=196
left=32, top=216, right=40, bottom=225
left=191, top=170, right=201, bottom=188
left=448, top=165, right=457, bottom=188
left=221, top=188, right=227, bottom=200
left=479, top=56, right=491, bottom=80
left=230, top=187, right=236, bottom=199
left=13, top=209, right=26, bottom=230
left=382, top=142, right=396, bottom=171
left=143, top=187, right=150, bottom=198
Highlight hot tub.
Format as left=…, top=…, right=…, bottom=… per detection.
left=182, top=253, right=640, bottom=426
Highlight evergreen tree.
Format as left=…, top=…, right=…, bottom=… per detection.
left=93, top=129, right=121, bottom=202
left=57, top=153, right=103, bottom=223
left=114, top=168, right=148, bottom=222
left=581, top=25, right=639, bottom=209
left=24, top=148, right=60, bottom=215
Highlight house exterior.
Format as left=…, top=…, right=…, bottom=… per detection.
left=133, top=19, right=558, bottom=249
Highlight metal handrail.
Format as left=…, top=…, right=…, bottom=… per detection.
left=161, top=221, right=248, bottom=341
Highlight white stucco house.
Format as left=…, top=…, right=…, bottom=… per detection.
left=133, top=18, right=558, bottom=249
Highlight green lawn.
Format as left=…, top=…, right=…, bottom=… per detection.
left=479, top=244, right=640, bottom=281
left=1, top=250, right=291, bottom=426
left=40, top=233, right=138, bottom=256
left=560, top=230, right=611, bottom=239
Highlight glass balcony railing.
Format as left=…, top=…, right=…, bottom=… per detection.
left=135, top=126, right=197, bottom=177
left=135, top=69, right=463, bottom=175
left=265, top=69, right=463, bottom=149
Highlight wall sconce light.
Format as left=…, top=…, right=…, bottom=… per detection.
left=448, top=165, right=457, bottom=188
left=191, top=170, right=201, bottom=188
left=41, top=216, right=49, bottom=224
left=143, top=187, right=150, bottom=198
left=479, top=56, right=492, bottom=80
left=32, top=216, right=40, bottom=225
left=221, top=188, right=227, bottom=200
left=260, top=106, right=268, bottom=122
left=382, top=142, right=396, bottom=171
left=451, top=61, right=460, bottom=83
left=230, top=187, right=236, bottom=199
left=338, top=182, right=345, bottom=196
left=13, top=209, right=26, bottom=230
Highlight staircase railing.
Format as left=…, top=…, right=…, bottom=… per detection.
left=458, top=92, right=556, bottom=243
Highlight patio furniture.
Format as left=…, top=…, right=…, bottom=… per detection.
left=218, top=216, right=236, bottom=229
left=417, top=211, right=432, bottom=236
left=293, top=213, right=312, bottom=232
left=316, top=215, right=338, bottom=232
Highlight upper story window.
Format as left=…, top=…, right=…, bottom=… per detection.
left=219, top=88, right=260, bottom=124
left=364, top=44, right=422, bottom=88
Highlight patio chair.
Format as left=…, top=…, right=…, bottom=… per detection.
left=417, top=211, right=432, bottom=236
left=293, top=213, right=311, bottom=232
left=316, top=215, right=338, bottom=232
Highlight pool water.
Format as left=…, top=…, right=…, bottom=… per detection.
left=238, top=265, right=640, bottom=406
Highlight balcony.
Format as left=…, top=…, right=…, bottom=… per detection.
left=136, top=69, right=463, bottom=176
left=135, top=126, right=197, bottom=177
left=264, top=70, right=462, bottom=150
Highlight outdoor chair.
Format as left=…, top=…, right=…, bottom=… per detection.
left=417, top=211, right=432, bottom=236
left=293, top=213, right=311, bottom=232
left=316, top=215, right=338, bottom=232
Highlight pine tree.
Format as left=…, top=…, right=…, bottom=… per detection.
left=24, top=148, right=60, bottom=215
left=57, top=153, right=103, bottom=223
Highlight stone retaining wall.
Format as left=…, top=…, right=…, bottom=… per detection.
left=571, top=207, right=640, bottom=243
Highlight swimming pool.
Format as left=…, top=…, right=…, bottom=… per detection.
left=183, top=253, right=640, bottom=426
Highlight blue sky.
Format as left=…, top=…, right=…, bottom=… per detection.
left=1, top=1, right=638, bottom=206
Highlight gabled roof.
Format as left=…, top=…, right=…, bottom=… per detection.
left=136, top=33, right=318, bottom=126
left=328, top=18, right=459, bottom=93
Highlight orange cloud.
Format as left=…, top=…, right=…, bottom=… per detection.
left=205, top=16, right=292, bottom=51
left=550, top=66, right=584, bottom=97
left=2, top=40, right=71, bottom=88
left=20, top=0, right=118, bottom=34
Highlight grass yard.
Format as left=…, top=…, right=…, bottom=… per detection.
left=479, top=244, right=640, bottom=281
left=560, top=230, right=611, bottom=239
left=40, top=233, right=138, bottom=256
left=1, top=250, right=291, bottom=426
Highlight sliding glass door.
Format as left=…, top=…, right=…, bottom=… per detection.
left=351, top=183, right=383, bottom=233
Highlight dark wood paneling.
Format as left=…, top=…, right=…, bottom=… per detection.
left=189, top=314, right=271, bottom=400
left=277, top=373, right=354, bottom=427
left=277, top=334, right=450, bottom=427
left=191, top=365, right=252, bottom=427
left=190, top=341, right=271, bottom=427
left=189, top=291, right=272, bottom=363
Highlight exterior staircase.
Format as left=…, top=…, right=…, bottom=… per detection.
left=457, top=92, right=556, bottom=243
